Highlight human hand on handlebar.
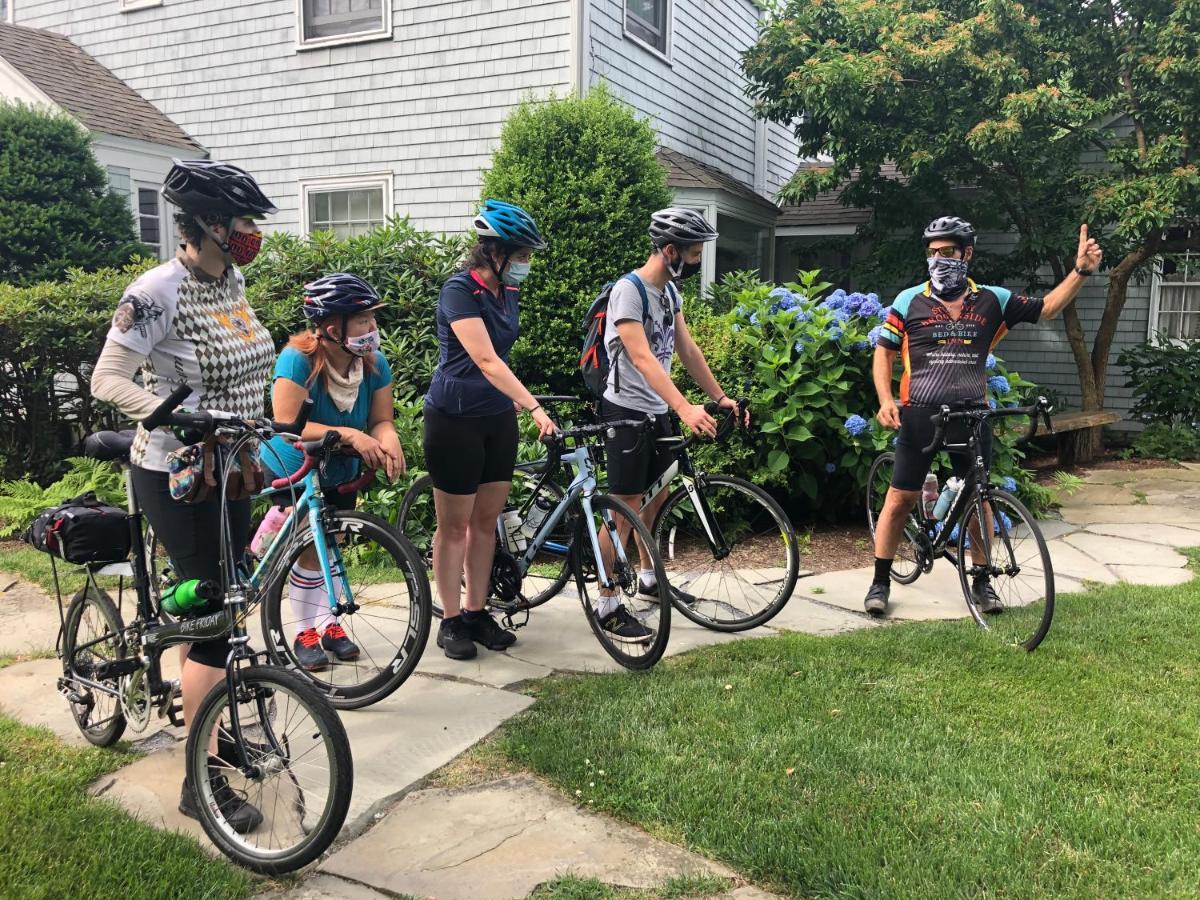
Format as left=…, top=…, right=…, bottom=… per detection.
left=531, top=406, right=558, bottom=440
left=345, top=430, right=389, bottom=472
left=678, top=402, right=718, bottom=438
left=718, top=395, right=750, bottom=428
left=877, top=400, right=901, bottom=431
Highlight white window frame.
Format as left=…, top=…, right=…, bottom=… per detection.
left=2, top=0, right=13, bottom=24
left=296, top=0, right=392, bottom=51
left=120, top=0, right=164, bottom=12
left=624, top=0, right=673, bottom=65
left=1148, top=252, right=1200, bottom=344
left=134, top=182, right=166, bottom=260
left=299, top=173, right=394, bottom=237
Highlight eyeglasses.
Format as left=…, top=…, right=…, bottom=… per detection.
left=926, top=246, right=963, bottom=259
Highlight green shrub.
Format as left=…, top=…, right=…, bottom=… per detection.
left=480, top=86, right=673, bottom=393
left=1127, top=423, right=1200, bottom=461
left=0, top=457, right=125, bottom=536
left=0, top=102, right=145, bottom=285
left=1118, top=338, right=1200, bottom=427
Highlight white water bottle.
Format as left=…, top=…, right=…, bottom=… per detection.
left=933, top=477, right=964, bottom=521
left=500, top=509, right=527, bottom=553
left=521, top=495, right=551, bottom=540
left=920, top=474, right=940, bottom=520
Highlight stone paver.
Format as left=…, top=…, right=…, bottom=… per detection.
left=0, top=580, right=62, bottom=657
left=799, top=563, right=970, bottom=620
left=1037, top=540, right=1118, bottom=584
left=257, top=874, right=391, bottom=899
left=1061, top=532, right=1188, bottom=572
left=321, top=774, right=735, bottom=900
left=87, top=743, right=206, bottom=845
left=1085, top=523, right=1200, bottom=548
left=1060, top=504, right=1200, bottom=526
left=418, top=626, right=553, bottom=688
left=1061, top=483, right=1140, bottom=506
left=1110, top=565, right=1197, bottom=587
left=766, top=595, right=879, bottom=635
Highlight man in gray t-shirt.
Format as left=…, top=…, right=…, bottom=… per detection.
left=594, top=208, right=749, bottom=645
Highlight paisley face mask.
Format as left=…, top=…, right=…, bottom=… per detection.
left=927, top=255, right=969, bottom=298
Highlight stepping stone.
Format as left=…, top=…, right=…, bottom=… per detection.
left=1061, top=483, right=1139, bottom=506
left=1077, top=469, right=1136, bottom=485
left=320, top=774, right=735, bottom=900
left=1040, top=539, right=1118, bottom=584
left=1128, top=467, right=1200, bottom=483
left=766, top=597, right=879, bottom=635
left=1059, top=505, right=1200, bottom=526
left=0, top=579, right=63, bottom=657
left=1110, top=565, right=1196, bottom=587
left=1083, top=523, right=1200, bottom=549
left=418, top=625, right=553, bottom=689
left=797, top=565, right=971, bottom=621
left=1062, top=533, right=1188, bottom=570
left=87, top=744, right=208, bottom=846
left=1035, top=518, right=1083, bottom=541
left=257, top=874, right=392, bottom=899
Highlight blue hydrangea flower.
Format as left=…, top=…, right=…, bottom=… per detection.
left=986, top=353, right=997, bottom=371
left=749, top=312, right=759, bottom=327
left=832, top=306, right=852, bottom=322
left=852, top=340, right=871, bottom=351
left=867, top=292, right=880, bottom=304
left=769, top=286, right=791, bottom=300
left=988, top=398, right=998, bottom=409
left=868, top=324, right=884, bottom=346
left=735, top=305, right=748, bottom=318
left=827, top=325, right=843, bottom=341
left=824, top=462, right=837, bottom=474
left=878, top=305, right=892, bottom=320
left=785, top=307, right=812, bottom=323
left=731, top=323, right=740, bottom=333
left=859, top=298, right=883, bottom=318
left=891, top=436, right=899, bottom=447
left=845, top=293, right=865, bottom=313
left=844, top=415, right=869, bottom=436
left=823, top=294, right=846, bottom=311
left=988, top=375, right=1011, bottom=395
left=949, top=524, right=961, bottom=542
left=1002, top=476, right=1018, bottom=493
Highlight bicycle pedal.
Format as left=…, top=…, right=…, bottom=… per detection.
left=156, top=679, right=181, bottom=722
left=165, top=699, right=185, bottom=728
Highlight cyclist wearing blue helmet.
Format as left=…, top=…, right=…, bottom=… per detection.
left=425, top=200, right=557, bottom=661
left=262, top=273, right=405, bottom=670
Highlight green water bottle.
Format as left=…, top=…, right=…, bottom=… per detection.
left=161, top=579, right=220, bottom=616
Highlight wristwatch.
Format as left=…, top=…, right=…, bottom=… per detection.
left=1074, top=265, right=1093, bottom=276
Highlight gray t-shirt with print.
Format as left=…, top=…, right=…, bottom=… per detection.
left=602, top=275, right=682, bottom=415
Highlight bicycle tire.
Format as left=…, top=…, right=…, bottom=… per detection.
left=62, top=583, right=127, bottom=747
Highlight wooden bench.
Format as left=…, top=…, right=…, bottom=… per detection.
left=1048, top=409, right=1122, bottom=466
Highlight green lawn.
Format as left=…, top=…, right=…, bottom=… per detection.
left=500, top=552, right=1200, bottom=898
left=0, top=541, right=118, bottom=597
left=0, top=714, right=250, bottom=900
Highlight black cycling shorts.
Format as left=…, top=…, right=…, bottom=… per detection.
left=423, top=404, right=519, bottom=495
left=131, top=466, right=251, bottom=669
left=600, top=398, right=676, bottom=496
left=891, top=405, right=994, bottom=492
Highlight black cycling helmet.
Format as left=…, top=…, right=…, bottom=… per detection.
left=161, top=159, right=278, bottom=218
left=302, top=273, right=384, bottom=323
left=923, top=216, right=976, bottom=248
left=649, top=207, right=718, bottom=248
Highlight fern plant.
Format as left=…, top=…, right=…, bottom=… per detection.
left=0, top=457, right=124, bottom=537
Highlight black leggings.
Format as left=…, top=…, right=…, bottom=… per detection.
left=131, top=466, right=251, bottom=668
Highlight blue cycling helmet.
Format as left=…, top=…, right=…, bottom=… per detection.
left=302, top=273, right=385, bottom=323
left=472, top=200, right=547, bottom=250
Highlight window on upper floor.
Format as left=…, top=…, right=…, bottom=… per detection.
left=300, top=0, right=390, bottom=48
left=625, top=0, right=671, bottom=59
left=301, top=175, right=392, bottom=238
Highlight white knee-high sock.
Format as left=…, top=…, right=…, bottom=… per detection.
left=289, top=564, right=333, bottom=634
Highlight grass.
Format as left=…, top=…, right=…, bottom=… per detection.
left=0, top=541, right=120, bottom=597
left=500, top=552, right=1200, bottom=898
left=530, top=873, right=733, bottom=899
left=0, top=714, right=251, bottom=900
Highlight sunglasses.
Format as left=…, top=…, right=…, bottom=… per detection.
left=926, top=246, right=964, bottom=259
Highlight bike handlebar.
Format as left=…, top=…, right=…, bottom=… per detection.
left=141, top=384, right=313, bottom=439
left=921, top=396, right=1054, bottom=454
left=268, top=430, right=377, bottom=494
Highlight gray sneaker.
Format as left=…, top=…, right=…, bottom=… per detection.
left=972, top=579, right=1003, bottom=615
left=864, top=582, right=890, bottom=617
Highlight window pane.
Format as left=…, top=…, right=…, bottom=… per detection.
left=138, top=188, right=158, bottom=216
left=106, top=166, right=132, bottom=198
left=349, top=189, right=369, bottom=222
left=626, top=0, right=667, bottom=51
left=332, top=191, right=349, bottom=222
left=715, top=215, right=766, bottom=282
left=1156, top=247, right=1200, bottom=340
left=140, top=220, right=160, bottom=244
left=303, top=0, right=383, bottom=40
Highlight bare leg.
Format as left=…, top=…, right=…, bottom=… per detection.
left=463, top=481, right=512, bottom=611
left=181, top=657, right=225, bottom=756
left=873, top=488, right=920, bottom=558
left=597, top=494, right=640, bottom=599
left=432, top=490, right=474, bottom=619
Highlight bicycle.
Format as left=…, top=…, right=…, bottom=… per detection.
left=865, top=397, right=1056, bottom=650
left=255, top=431, right=431, bottom=709
left=400, top=398, right=799, bottom=632
left=57, top=386, right=352, bottom=873
left=399, top=417, right=673, bottom=669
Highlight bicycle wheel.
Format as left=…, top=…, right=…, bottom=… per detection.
left=575, top=494, right=671, bottom=669
left=184, top=665, right=352, bottom=874
left=956, top=488, right=1054, bottom=651
left=144, top=525, right=178, bottom=622
left=397, top=470, right=572, bottom=617
left=652, top=474, right=798, bottom=631
left=865, top=452, right=925, bottom=585
left=262, top=511, right=431, bottom=709
left=61, top=583, right=127, bottom=747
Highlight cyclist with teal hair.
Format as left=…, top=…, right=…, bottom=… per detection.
left=424, top=201, right=557, bottom=661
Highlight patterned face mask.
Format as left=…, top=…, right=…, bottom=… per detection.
left=927, top=255, right=969, bottom=298
left=344, top=328, right=380, bottom=357
left=227, top=230, right=262, bottom=266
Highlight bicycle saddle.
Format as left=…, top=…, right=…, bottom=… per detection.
left=84, top=430, right=136, bottom=462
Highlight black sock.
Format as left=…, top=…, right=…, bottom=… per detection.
left=460, top=608, right=481, bottom=621
left=873, top=557, right=893, bottom=586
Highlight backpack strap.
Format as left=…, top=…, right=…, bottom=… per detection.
left=612, top=272, right=653, bottom=395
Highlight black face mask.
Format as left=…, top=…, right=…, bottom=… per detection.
left=667, top=247, right=701, bottom=280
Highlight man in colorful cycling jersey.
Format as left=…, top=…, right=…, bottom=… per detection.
left=865, top=216, right=1103, bottom=617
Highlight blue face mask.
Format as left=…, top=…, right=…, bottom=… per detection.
left=927, top=256, right=969, bottom=298
left=502, top=261, right=531, bottom=286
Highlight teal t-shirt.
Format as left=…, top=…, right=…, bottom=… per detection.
left=264, top=346, right=393, bottom=486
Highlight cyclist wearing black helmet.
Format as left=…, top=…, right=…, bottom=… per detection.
left=865, top=218, right=1103, bottom=617
left=260, top=273, right=405, bottom=671
left=595, top=207, right=747, bottom=643
left=89, top=158, right=280, bottom=832
left=425, top=200, right=557, bottom=661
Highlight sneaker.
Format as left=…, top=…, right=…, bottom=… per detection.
left=293, top=628, right=329, bottom=671
left=179, top=772, right=263, bottom=834
left=321, top=623, right=360, bottom=661
left=637, top=577, right=696, bottom=607
left=436, top=616, right=478, bottom=660
left=864, top=582, right=890, bottom=617
left=599, top=605, right=654, bottom=644
left=972, top=579, right=1003, bottom=615
left=462, top=610, right=517, bottom=651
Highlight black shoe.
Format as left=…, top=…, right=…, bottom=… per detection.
left=864, top=582, right=890, bottom=617
left=972, top=579, right=1003, bottom=615
left=637, top=577, right=695, bottom=607
left=436, top=616, right=478, bottom=660
left=599, top=605, right=654, bottom=644
left=462, top=611, right=517, bottom=651
left=179, top=772, right=263, bottom=834
left=293, top=628, right=330, bottom=671
left=321, top=623, right=360, bottom=661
